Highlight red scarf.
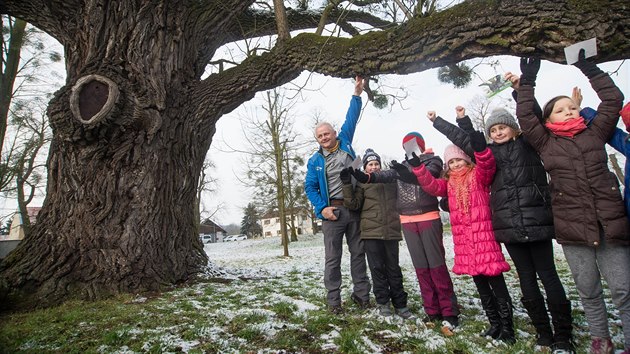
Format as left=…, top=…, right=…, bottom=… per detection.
left=544, top=117, right=587, bottom=138
left=447, top=166, right=475, bottom=215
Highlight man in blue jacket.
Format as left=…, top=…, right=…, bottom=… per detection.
left=304, top=76, right=371, bottom=314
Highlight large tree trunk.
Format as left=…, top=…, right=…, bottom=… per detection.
left=1, top=83, right=210, bottom=307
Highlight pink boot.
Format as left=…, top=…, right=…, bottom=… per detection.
left=590, top=337, right=613, bottom=354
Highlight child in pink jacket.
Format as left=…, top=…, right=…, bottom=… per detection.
left=407, top=130, right=515, bottom=343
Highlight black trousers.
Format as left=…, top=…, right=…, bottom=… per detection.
left=473, top=274, right=510, bottom=299
left=364, top=239, right=408, bottom=308
left=505, top=240, right=568, bottom=302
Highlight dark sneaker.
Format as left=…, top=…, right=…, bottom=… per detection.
left=395, top=306, right=414, bottom=319
left=351, top=293, right=371, bottom=310
left=377, top=303, right=393, bottom=317
left=329, top=305, right=343, bottom=315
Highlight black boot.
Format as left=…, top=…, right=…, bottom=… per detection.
left=496, top=297, right=516, bottom=344
left=479, top=294, right=502, bottom=339
left=547, top=300, right=575, bottom=353
left=521, top=297, right=553, bottom=347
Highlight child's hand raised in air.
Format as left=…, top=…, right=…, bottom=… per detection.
left=427, top=111, right=437, bottom=122
left=504, top=72, right=520, bottom=90
left=519, top=57, right=540, bottom=86
left=455, top=106, right=466, bottom=119
left=469, top=131, right=487, bottom=152
left=573, top=49, right=603, bottom=79
left=571, top=87, right=583, bottom=109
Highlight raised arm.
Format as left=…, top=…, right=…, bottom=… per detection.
left=337, top=76, right=364, bottom=143
left=506, top=72, right=543, bottom=120
left=515, top=58, right=550, bottom=152
left=432, top=112, right=475, bottom=159
left=573, top=51, right=624, bottom=141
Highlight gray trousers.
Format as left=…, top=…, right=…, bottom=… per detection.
left=321, top=206, right=371, bottom=306
left=562, top=231, right=630, bottom=348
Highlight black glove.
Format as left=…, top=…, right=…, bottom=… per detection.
left=349, top=167, right=370, bottom=184
left=391, top=161, right=418, bottom=185
left=573, top=48, right=603, bottom=79
left=439, top=197, right=450, bottom=213
left=405, top=152, right=421, bottom=167
left=469, top=130, right=487, bottom=152
left=519, top=57, right=540, bottom=87
left=339, top=167, right=352, bottom=185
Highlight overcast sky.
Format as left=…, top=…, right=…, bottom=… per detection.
left=209, top=57, right=630, bottom=225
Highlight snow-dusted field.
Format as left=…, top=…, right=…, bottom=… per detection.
left=200, top=232, right=626, bottom=353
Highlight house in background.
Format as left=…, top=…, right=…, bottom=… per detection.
left=199, top=218, right=227, bottom=243
left=261, top=210, right=315, bottom=238
left=7, top=207, right=41, bottom=240
left=1, top=207, right=41, bottom=259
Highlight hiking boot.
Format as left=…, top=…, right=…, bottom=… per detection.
left=329, top=305, right=343, bottom=315
left=522, top=297, right=553, bottom=347
left=377, top=303, right=393, bottom=317
left=443, top=315, right=459, bottom=328
left=350, top=293, right=371, bottom=310
left=590, top=337, right=614, bottom=354
left=395, top=306, right=414, bottom=319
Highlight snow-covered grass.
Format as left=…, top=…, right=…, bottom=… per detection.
left=0, top=233, right=626, bottom=353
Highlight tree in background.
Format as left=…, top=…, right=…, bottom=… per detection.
left=195, top=157, right=222, bottom=231
left=1, top=16, right=60, bottom=237
left=240, top=203, right=262, bottom=238
left=0, top=0, right=628, bottom=308
left=237, top=88, right=310, bottom=256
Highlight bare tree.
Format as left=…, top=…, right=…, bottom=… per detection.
left=0, top=0, right=628, bottom=308
left=236, top=88, right=309, bottom=256
left=2, top=99, right=51, bottom=237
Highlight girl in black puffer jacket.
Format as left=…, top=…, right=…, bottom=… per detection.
left=431, top=105, right=573, bottom=352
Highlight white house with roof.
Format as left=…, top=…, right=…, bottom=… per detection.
left=261, top=210, right=316, bottom=237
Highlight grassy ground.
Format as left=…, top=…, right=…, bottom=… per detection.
left=0, top=233, right=625, bottom=353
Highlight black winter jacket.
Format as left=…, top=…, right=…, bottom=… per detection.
left=370, top=154, right=442, bottom=216
left=433, top=116, right=554, bottom=243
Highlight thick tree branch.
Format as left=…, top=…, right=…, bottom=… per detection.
left=0, top=0, right=80, bottom=43
left=192, top=0, right=630, bottom=127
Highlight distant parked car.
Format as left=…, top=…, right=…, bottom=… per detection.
left=200, top=235, right=213, bottom=244
left=223, top=235, right=236, bottom=242
left=234, top=234, right=247, bottom=241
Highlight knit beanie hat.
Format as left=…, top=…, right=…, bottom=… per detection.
left=485, top=108, right=520, bottom=136
left=443, top=144, right=472, bottom=171
left=402, top=132, right=426, bottom=153
left=362, top=148, right=381, bottom=168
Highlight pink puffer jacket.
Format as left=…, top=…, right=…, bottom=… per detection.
left=412, top=148, right=510, bottom=277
